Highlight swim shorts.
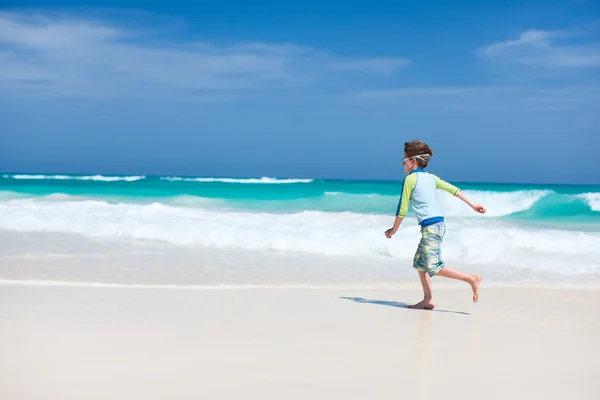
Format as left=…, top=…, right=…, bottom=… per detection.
left=413, top=221, right=446, bottom=277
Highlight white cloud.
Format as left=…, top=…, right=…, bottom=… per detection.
left=0, top=12, right=119, bottom=48
left=0, top=11, right=410, bottom=99
left=480, top=27, right=600, bottom=68
left=481, top=29, right=557, bottom=55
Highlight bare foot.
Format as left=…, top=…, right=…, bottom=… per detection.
left=471, top=274, right=482, bottom=302
left=408, top=300, right=435, bottom=310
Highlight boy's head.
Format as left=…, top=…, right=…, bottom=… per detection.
left=403, top=140, right=433, bottom=174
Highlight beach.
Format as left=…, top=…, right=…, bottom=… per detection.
left=1, top=174, right=599, bottom=399
left=1, top=284, right=599, bottom=400
left=3, top=1, right=600, bottom=397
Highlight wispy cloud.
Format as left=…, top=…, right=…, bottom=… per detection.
left=479, top=26, right=600, bottom=68
left=328, top=58, right=410, bottom=76
left=348, top=85, right=600, bottom=112
left=354, top=87, right=468, bottom=99
left=0, top=11, right=410, bottom=99
left=344, top=24, right=600, bottom=111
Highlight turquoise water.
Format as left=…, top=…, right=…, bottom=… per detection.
left=1, top=173, right=599, bottom=224
left=1, top=173, right=599, bottom=281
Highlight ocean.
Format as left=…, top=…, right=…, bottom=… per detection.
left=1, top=173, right=599, bottom=289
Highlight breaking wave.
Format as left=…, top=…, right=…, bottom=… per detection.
left=1, top=196, right=598, bottom=274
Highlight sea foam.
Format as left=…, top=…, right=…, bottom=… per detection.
left=1, top=197, right=598, bottom=275
left=160, top=176, right=313, bottom=184
left=2, top=174, right=145, bottom=181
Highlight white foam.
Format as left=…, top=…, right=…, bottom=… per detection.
left=438, top=190, right=551, bottom=217
left=578, top=193, right=600, bottom=211
left=0, top=197, right=598, bottom=274
left=161, top=176, right=313, bottom=184
left=3, top=174, right=145, bottom=181
left=7, top=174, right=72, bottom=180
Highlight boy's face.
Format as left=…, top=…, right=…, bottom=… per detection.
left=402, top=153, right=418, bottom=175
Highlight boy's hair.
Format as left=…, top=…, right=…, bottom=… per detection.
left=404, top=140, right=433, bottom=168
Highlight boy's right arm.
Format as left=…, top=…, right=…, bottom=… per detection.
left=396, top=174, right=417, bottom=219
left=386, top=175, right=417, bottom=238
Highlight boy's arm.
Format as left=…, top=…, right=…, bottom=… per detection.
left=432, top=174, right=486, bottom=214
left=386, top=175, right=416, bottom=238
left=432, top=174, right=461, bottom=196
left=456, top=191, right=486, bottom=213
left=386, top=216, right=404, bottom=238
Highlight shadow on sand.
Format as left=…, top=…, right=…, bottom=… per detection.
left=340, top=297, right=470, bottom=315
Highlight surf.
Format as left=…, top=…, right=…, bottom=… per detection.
left=1, top=196, right=599, bottom=275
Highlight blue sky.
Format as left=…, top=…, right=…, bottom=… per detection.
left=1, top=1, right=599, bottom=184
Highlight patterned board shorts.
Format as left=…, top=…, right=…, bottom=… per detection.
left=413, top=221, right=446, bottom=277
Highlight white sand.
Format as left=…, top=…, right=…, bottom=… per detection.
left=1, top=285, right=599, bottom=400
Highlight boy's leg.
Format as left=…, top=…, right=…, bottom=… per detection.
left=408, top=270, right=435, bottom=310
left=436, top=266, right=482, bottom=302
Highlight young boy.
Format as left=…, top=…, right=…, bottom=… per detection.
left=385, top=140, right=485, bottom=309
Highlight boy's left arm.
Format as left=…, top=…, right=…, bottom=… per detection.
left=432, top=174, right=461, bottom=196
left=432, top=174, right=486, bottom=214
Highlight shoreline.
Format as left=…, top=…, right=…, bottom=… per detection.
left=2, top=278, right=600, bottom=291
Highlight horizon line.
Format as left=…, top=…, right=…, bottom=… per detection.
left=1, top=171, right=598, bottom=187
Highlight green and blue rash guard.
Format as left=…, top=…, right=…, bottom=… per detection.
left=395, top=169, right=462, bottom=226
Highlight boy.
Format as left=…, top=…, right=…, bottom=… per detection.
left=385, top=140, right=485, bottom=310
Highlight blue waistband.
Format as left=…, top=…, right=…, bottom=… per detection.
left=419, top=216, right=444, bottom=227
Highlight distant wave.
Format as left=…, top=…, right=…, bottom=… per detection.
left=2, top=188, right=598, bottom=220
left=2, top=174, right=146, bottom=182
left=160, top=176, right=313, bottom=184
left=579, top=193, right=600, bottom=211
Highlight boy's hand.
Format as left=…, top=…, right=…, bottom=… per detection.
left=471, top=204, right=486, bottom=214
left=385, top=228, right=396, bottom=238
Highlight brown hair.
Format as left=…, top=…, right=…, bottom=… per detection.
left=404, top=140, right=433, bottom=168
